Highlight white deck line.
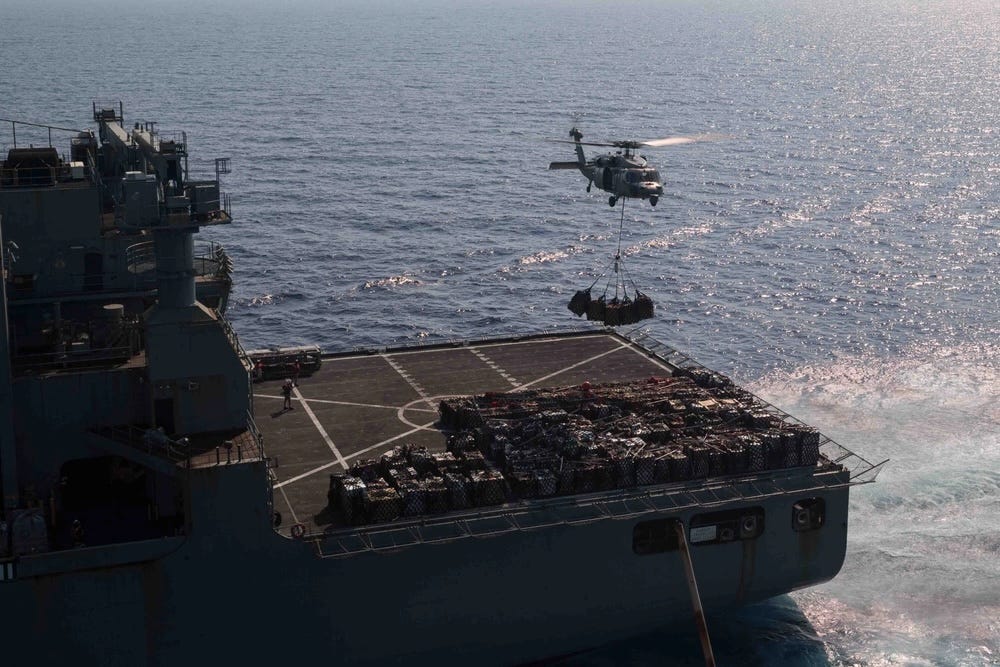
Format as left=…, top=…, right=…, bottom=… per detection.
left=274, top=338, right=636, bottom=490
left=621, top=340, right=675, bottom=374
left=469, top=347, right=520, bottom=387
left=342, top=421, right=438, bottom=462
left=293, top=386, right=349, bottom=471
left=379, top=332, right=607, bottom=357
left=273, top=461, right=339, bottom=489
left=278, top=485, right=300, bottom=525
left=380, top=353, right=436, bottom=409
left=511, top=340, right=629, bottom=391
left=256, top=393, right=435, bottom=413
left=273, top=419, right=437, bottom=489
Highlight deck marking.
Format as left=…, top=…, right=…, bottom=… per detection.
left=469, top=347, right=520, bottom=387
left=278, top=485, right=300, bottom=526
left=381, top=354, right=435, bottom=408
left=256, top=393, right=434, bottom=412
left=621, top=340, right=675, bottom=374
left=273, top=419, right=437, bottom=489
left=273, top=461, right=340, bottom=489
left=384, top=333, right=607, bottom=356
left=272, top=337, right=653, bottom=490
left=342, top=421, right=438, bottom=461
left=293, top=386, right=349, bottom=470
left=512, top=341, right=629, bottom=391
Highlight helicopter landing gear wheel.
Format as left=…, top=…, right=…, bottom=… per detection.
left=650, top=196, right=658, bottom=207
left=608, top=196, right=617, bottom=207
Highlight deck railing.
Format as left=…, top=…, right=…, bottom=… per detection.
left=12, top=345, right=134, bottom=373
left=622, top=329, right=888, bottom=483
left=314, top=465, right=853, bottom=558
left=94, top=423, right=190, bottom=464
left=125, top=241, right=231, bottom=281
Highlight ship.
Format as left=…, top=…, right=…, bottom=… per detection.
left=0, top=106, right=884, bottom=665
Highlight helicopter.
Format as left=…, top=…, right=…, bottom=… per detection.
left=549, top=127, right=709, bottom=207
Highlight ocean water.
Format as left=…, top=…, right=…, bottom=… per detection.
left=2, top=0, right=997, bottom=664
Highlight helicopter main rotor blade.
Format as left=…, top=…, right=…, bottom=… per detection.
left=640, top=133, right=725, bottom=148
left=547, top=139, right=625, bottom=148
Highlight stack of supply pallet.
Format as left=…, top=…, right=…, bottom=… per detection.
left=327, top=370, right=827, bottom=528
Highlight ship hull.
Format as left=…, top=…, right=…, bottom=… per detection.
left=3, top=460, right=848, bottom=665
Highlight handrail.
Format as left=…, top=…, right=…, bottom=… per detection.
left=244, top=410, right=265, bottom=460
left=12, top=345, right=133, bottom=373
left=219, top=314, right=251, bottom=371
left=125, top=240, right=229, bottom=280
left=313, top=465, right=854, bottom=558
left=95, top=423, right=189, bottom=463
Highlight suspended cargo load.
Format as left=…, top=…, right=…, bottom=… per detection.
left=586, top=296, right=606, bottom=322
left=634, top=291, right=655, bottom=320
left=569, top=289, right=655, bottom=327
left=567, top=251, right=655, bottom=326
left=568, top=289, right=591, bottom=316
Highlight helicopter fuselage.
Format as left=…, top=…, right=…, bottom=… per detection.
left=550, top=128, right=664, bottom=207
left=586, top=154, right=663, bottom=203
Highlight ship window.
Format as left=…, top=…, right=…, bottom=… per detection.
left=689, top=507, right=765, bottom=546
left=633, top=518, right=680, bottom=555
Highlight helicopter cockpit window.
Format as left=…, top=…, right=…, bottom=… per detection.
left=645, top=171, right=660, bottom=182
left=626, top=171, right=640, bottom=183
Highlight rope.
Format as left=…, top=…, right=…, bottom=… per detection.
left=578, top=196, right=648, bottom=306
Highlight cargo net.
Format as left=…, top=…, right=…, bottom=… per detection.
left=567, top=253, right=654, bottom=326
left=567, top=200, right=654, bottom=326
left=328, top=368, right=832, bottom=528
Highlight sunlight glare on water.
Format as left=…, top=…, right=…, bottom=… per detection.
left=0, top=0, right=997, bottom=663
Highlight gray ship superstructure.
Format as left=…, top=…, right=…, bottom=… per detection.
left=0, top=107, right=884, bottom=665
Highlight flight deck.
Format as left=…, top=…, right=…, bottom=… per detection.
left=255, top=330, right=682, bottom=535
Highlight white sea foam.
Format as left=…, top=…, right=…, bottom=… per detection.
left=752, top=343, right=1000, bottom=665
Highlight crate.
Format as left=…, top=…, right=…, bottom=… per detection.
left=340, top=477, right=367, bottom=525
left=634, top=453, right=656, bottom=486
left=366, top=484, right=402, bottom=524
left=424, top=478, right=449, bottom=514
left=669, top=451, right=692, bottom=481
left=800, top=427, right=821, bottom=466
left=400, top=482, right=426, bottom=517
left=535, top=470, right=558, bottom=497
left=350, top=458, right=382, bottom=483
left=445, top=473, right=470, bottom=510
left=471, top=470, right=506, bottom=506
